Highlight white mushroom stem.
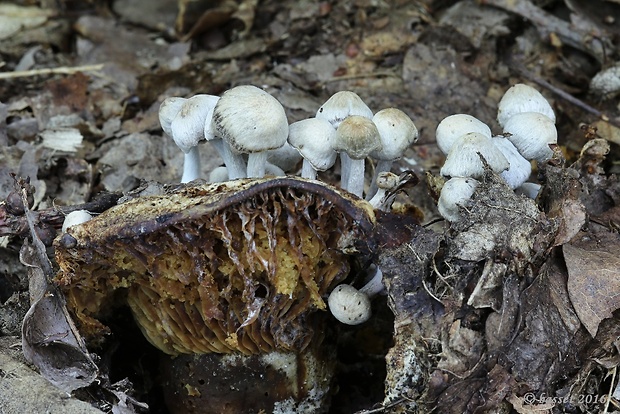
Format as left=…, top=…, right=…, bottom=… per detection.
left=181, top=146, right=201, bottom=183
left=301, top=160, right=317, bottom=180
left=247, top=152, right=269, bottom=178
left=211, top=139, right=246, bottom=179
left=340, top=153, right=352, bottom=190
left=346, top=157, right=365, bottom=197
left=359, top=266, right=384, bottom=297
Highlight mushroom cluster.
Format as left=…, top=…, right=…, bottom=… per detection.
left=436, top=84, right=557, bottom=222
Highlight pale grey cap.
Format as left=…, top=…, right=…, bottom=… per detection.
left=435, top=114, right=492, bottom=155
left=502, top=112, right=557, bottom=162
left=212, top=85, right=289, bottom=153
left=491, top=136, right=532, bottom=189
left=333, top=115, right=382, bottom=160
left=497, top=83, right=556, bottom=127
left=440, top=132, right=510, bottom=178
left=159, top=97, right=187, bottom=138
left=288, top=118, right=337, bottom=171
left=371, top=108, right=419, bottom=161
left=266, top=141, right=303, bottom=172
left=437, top=177, right=479, bottom=222
left=316, top=90, right=373, bottom=129
left=328, top=284, right=371, bottom=325
left=171, top=94, right=219, bottom=153
left=62, top=210, right=92, bottom=233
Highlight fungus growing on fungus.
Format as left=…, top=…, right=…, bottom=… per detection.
left=328, top=266, right=384, bottom=325
left=437, top=177, right=480, bottom=222
left=333, top=115, right=382, bottom=197
left=53, top=177, right=380, bottom=413
left=491, top=136, right=532, bottom=189
left=212, top=85, right=289, bottom=178
left=440, top=132, right=509, bottom=179
left=502, top=112, right=557, bottom=162
left=61, top=210, right=92, bottom=233
left=287, top=118, right=337, bottom=180
left=497, top=83, right=556, bottom=128
left=435, top=114, right=492, bottom=155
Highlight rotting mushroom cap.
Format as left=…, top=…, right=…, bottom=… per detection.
left=327, top=284, right=371, bottom=325
left=502, top=112, right=557, bottom=162
left=435, top=114, right=492, bottom=155
left=288, top=118, right=337, bottom=171
left=440, top=132, right=510, bottom=178
left=333, top=116, right=382, bottom=160
left=212, top=85, right=289, bottom=154
left=497, top=83, right=556, bottom=127
left=437, top=177, right=479, bottom=222
left=370, top=108, right=419, bottom=161
left=53, top=177, right=378, bottom=356
left=316, top=91, right=373, bottom=129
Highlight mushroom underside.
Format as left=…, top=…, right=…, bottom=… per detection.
left=55, top=182, right=374, bottom=356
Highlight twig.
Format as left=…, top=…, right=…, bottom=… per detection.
left=515, top=65, right=620, bottom=129
left=0, top=63, right=104, bottom=80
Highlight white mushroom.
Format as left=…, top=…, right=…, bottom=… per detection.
left=491, top=136, right=532, bottom=189
left=315, top=90, right=373, bottom=129
left=368, top=108, right=418, bottom=199
left=266, top=142, right=303, bottom=173
left=497, top=83, right=555, bottom=128
left=287, top=118, right=337, bottom=180
left=333, top=115, right=382, bottom=197
left=435, top=114, right=492, bottom=155
left=368, top=172, right=399, bottom=211
left=169, top=95, right=222, bottom=183
left=62, top=210, right=92, bottom=233
left=327, top=266, right=384, bottom=325
left=437, top=177, right=479, bottom=222
left=502, top=112, right=557, bottom=162
left=159, top=97, right=186, bottom=137
left=212, top=85, right=289, bottom=178
left=515, top=182, right=541, bottom=199
left=440, top=132, right=509, bottom=178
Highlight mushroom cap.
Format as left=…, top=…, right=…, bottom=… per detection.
left=435, top=114, right=492, bottom=155
left=491, top=136, right=532, bottom=189
left=333, top=115, right=382, bottom=160
left=316, top=91, right=373, bottom=129
left=440, top=132, right=510, bottom=178
left=497, top=83, right=556, bottom=127
left=171, top=94, right=220, bottom=153
left=370, top=108, right=419, bottom=161
left=288, top=118, right=337, bottom=171
left=267, top=142, right=303, bottom=172
left=159, top=97, right=187, bottom=137
left=502, top=112, right=557, bottom=162
left=62, top=210, right=93, bottom=233
left=376, top=171, right=399, bottom=190
left=437, top=177, right=479, bottom=222
left=327, top=284, right=371, bottom=325
left=201, top=95, right=221, bottom=141
left=515, top=182, right=541, bottom=199
left=212, top=85, right=289, bottom=153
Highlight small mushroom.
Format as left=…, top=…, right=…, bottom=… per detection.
left=368, top=171, right=399, bottom=211
left=502, top=112, right=557, bottom=162
left=435, top=114, right=492, bottom=155
left=266, top=141, right=303, bottom=173
left=61, top=210, right=92, bottom=233
left=287, top=118, right=337, bottom=180
left=368, top=108, right=418, bottom=199
left=327, top=266, right=384, bottom=325
left=440, top=132, right=509, bottom=178
left=497, top=83, right=555, bottom=128
left=168, top=95, right=220, bottom=183
left=212, top=85, right=289, bottom=178
left=515, top=182, right=541, bottom=199
left=333, top=115, right=382, bottom=197
left=437, top=177, right=479, bottom=222
left=491, top=136, right=532, bottom=189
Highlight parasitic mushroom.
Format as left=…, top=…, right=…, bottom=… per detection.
left=497, top=83, right=556, bottom=128
left=212, top=85, right=289, bottom=178
left=435, top=114, right=492, bottom=155
left=502, top=112, right=557, bottom=162
left=440, top=132, right=509, bottom=179
left=437, top=177, right=480, bottom=222
left=491, top=136, right=532, bottom=189
left=287, top=118, right=337, bottom=180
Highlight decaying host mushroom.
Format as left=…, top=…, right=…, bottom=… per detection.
left=53, top=177, right=383, bottom=413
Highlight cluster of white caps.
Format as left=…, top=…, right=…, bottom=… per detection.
left=436, top=84, right=557, bottom=223
left=157, top=85, right=418, bottom=208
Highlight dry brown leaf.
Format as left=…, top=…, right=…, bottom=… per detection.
left=564, top=232, right=620, bottom=337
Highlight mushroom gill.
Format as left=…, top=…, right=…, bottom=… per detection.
left=54, top=177, right=376, bottom=356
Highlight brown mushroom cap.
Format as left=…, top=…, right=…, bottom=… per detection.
left=54, top=178, right=376, bottom=356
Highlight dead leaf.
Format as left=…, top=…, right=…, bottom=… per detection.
left=564, top=231, right=620, bottom=337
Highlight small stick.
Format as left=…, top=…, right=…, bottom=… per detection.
left=0, top=63, right=104, bottom=80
